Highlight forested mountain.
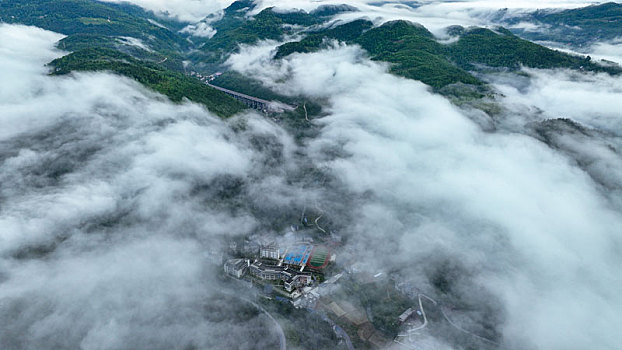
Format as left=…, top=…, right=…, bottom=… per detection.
left=277, top=19, right=619, bottom=90
left=0, top=0, right=186, bottom=53
left=498, top=2, right=622, bottom=47
left=50, top=48, right=245, bottom=117
left=2, top=0, right=620, bottom=115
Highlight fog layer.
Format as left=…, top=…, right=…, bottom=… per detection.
left=3, top=0, right=622, bottom=347
left=227, top=41, right=622, bottom=350
left=0, top=24, right=293, bottom=350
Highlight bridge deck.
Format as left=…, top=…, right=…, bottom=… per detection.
left=206, top=82, right=296, bottom=111
left=207, top=83, right=272, bottom=105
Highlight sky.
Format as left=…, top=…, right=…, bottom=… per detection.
left=2, top=1, right=622, bottom=350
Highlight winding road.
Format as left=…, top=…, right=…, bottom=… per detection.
left=439, top=306, right=499, bottom=346
left=310, top=309, right=354, bottom=350
left=224, top=281, right=287, bottom=350
left=397, top=294, right=437, bottom=336
left=396, top=293, right=499, bottom=347
left=245, top=299, right=287, bottom=350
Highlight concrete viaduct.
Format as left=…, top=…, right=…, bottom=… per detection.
left=207, top=83, right=295, bottom=112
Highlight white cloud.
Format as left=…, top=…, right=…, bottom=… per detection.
left=4, top=0, right=622, bottom=347
left=249, top=0, right=604, bottom=35
left=0, top=24, right=262, bottom=251
left=180, top=22, right=218, bottom=38
left=227, top=40, right=622, bottom=349
left=97, top=0, right=236, bottom=22
left=536, top=39, right=622, bottom=66
left=0, top=24, right=297, bottom=349
left=117, top=36, right=153, bottom=51
left=493, top=68, right=622, bottom=131
left=97, top=0, right=605, bottom=32
left=589, top=38, right=622, bottom=65
left=508, top=21, right=547, bottom=32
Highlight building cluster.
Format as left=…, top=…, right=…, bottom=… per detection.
left=249, top=261, right=313, bottom=292
left=189, top=71, right=221, bottom=83
left=224, top=242, right=328, bottom=295
left=189, top=71, right=295, bottom=113
left=223, top=258, right=313, bottom=293
left=259, top=244, right=281, bottom=260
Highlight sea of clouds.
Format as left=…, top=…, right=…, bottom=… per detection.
left=2, top=1, right=622, bottom=349
left=0, top=23, right=307, bottom=350
left=98, top=0, right=609, bottom=34
left=224, top=37, right=622, bottom=349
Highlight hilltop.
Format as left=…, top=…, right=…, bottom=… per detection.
left=3, top=0, right=620, bottom=117
left=499, top=2, right=622, bottom=47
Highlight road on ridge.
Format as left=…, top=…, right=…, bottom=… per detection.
left=244, top=299, right=287, bottom=350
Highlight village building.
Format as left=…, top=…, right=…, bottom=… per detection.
left=248, top=261, right=313, bottom=292
left=249, top=261, right=285, bottom=280
left=398, top=307, right=415, bottom=323
left=259, top=244, right=281, bottom=260
left=282, top=270, right=313, bottom=292
left=224, top=259, right=249, bottom=278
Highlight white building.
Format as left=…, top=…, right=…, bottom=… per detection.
left=249, top=261, right=313, bottom=293
left=224, top=259, right=249, bottom=278
left=249, top=261, right=284, bottom=280
left=282, top=272, right=313, bottom=292
left=260, top=244, right=281, bottom=260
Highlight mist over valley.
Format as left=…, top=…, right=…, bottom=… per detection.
left=1, top=1, right=622, bottom=349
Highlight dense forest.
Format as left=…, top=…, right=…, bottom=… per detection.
left=2, top=0, right=620, bottom=115
left=50, top=48, right=245, bottom=118
left=276, top=19, right=621, bottom=90
left=500, top=2, right=622, bottom=46
left=196, top=1, right=357, bottom=63
left=0, top=0, right=186, bottom=53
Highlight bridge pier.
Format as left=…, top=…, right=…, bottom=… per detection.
left=205, top=81, right=294, bottom=113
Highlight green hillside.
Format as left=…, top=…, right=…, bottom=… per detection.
left=446, top=27, right=607, bottom=71
left=210, top=71, right=297, bottom=104
left=197, top=1, right=356, bottom=63
left=275, top=20, right=621, bottom=89
left=49, top=48, right=245, bottom=118
left=275, top=19, right=373, bottom=58
left=538, top=2, right=622, bottom=24
left=356, top=21, right=482, bottom=89
left=276, top=20, right=480, bottom=89
left=1, top=0, right=248, bottom=116
left=4, top=0, right=619, bottom=116
left=0, top=0, right=187, bottom=54
left=503, top=2, right=622, bottom=46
